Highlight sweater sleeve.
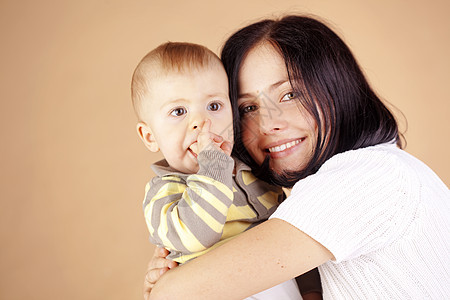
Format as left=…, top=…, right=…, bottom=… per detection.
left=270, top=145, right=419, bottom=263
left=143, top=150, right=235, bottom=257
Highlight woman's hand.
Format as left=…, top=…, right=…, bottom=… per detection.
left=144, top=247, right=178, bottom=300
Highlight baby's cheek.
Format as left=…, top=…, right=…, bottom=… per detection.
left=225, top=126, right=234, bottom=143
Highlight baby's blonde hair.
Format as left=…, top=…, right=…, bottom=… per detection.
left=131, top=42, right=222, bottom=121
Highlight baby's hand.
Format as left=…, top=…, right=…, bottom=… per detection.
left=197, top=119, right=232, bottom=156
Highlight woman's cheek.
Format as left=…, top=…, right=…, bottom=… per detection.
left=241, top=118, right=259, bottom=145
left=241, top=121, right=264, bottom=164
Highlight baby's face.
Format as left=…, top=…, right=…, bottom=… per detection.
left=142, top=63, right=233, bottom=173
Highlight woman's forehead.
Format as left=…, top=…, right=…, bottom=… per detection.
left=238, top=44, right=288, bottom=93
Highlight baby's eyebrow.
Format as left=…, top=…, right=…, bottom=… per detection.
left=159, top=98, right=186, bottom=110
left=205, top=93, right=228, bottom=99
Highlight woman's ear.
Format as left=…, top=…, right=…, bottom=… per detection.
left=136, top=122, right=159, bottom=152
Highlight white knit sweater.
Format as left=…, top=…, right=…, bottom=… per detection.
left=270, top=143, right=450, bottom=299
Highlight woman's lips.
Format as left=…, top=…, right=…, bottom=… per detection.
left=268, top=139, right=302, bottom=153
left=265, top=138, right=305, bottom=158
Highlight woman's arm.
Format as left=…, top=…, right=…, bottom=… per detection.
left=151, top=218, right=334, bottom=299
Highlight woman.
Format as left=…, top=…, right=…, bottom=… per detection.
left=146, top=15, right=450, bottom=299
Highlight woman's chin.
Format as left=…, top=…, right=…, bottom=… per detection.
left=270, top=161, right=305, bottom=175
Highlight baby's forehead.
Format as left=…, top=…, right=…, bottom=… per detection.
left=144, top=59, right=228, bottom=88
left=144, top=61, right=228, bottom=100
left=157, top=58, right=225, bottom=77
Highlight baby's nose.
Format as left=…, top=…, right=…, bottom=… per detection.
left=190, top=112, right=206, bottom=130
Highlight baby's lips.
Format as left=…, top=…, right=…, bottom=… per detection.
left=189, top=142, right=199, bottom=155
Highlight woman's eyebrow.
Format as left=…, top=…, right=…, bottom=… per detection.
left=237, top=92, right=254, bottom=100
left=269, top=80, right=289, bottom=91
left=238, top=80, right=289, bottom=99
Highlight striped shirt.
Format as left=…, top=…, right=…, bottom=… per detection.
left=143, top=150, right=283, bottom=263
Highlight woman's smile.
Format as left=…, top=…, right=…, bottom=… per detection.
left=265, top=138, right=305, bottom=154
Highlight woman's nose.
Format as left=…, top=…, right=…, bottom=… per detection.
left=257, top=107, right=287, bottom=134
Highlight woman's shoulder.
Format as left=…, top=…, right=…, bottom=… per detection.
left=318, top=142, right=417, bottom=179
left=293, top=142, right=448, bottom=204
left=320, top=142, right=445, bottom=187
left=292, top=142, right=424, bottom=197
left=323, top=142, right=401, bottom=167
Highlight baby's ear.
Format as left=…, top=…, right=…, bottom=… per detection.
left=136, top=122, right=159, bottom=152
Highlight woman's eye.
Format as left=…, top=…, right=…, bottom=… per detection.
left=207, top=102, right=222, bottom=111
left=170, top=107, right=187, bottom=117
left=281, top=92, right=297, bottom=101
left=239, top=104, right=258, bottom=115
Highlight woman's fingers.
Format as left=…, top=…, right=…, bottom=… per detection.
left=145, top=266, right=168, bottom=286
left=144, top=268, right=168, bottom=300
left=143, top=247, right=179, bottom=299
left=152, top=246, right=168, bottom=261
left=149, top=247, right=178, bottom=270
left=149, top=256, right=172, bottom=271
left=155, top=246, right=168, bottom=258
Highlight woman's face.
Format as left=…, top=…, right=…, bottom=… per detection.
left=237, top=43, right=317, bottom=174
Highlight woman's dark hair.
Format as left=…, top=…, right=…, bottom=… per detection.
left=221, top=15, right=403, bottom=187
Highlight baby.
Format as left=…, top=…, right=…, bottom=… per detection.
left=131, top=42, right=321, bottom=299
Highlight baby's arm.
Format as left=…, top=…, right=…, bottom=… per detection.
left=144, top=124, right=234, bottom=259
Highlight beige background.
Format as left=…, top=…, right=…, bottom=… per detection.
left=1, top=0, right=449, bottom=299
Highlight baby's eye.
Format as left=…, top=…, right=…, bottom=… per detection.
left=207, top=102, right=222, bottom=111
left=281, top=92, right=297, bottom=102
left=170, top=107, right=187, bottom=117
left=239, top=104, right=259, bottom=115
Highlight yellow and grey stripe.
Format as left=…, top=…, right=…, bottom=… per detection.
left=143, top=150, right=284, bottom=263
